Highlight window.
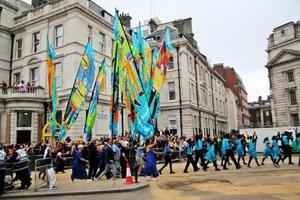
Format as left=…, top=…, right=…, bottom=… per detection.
left=99, top=32, right=106, bottom=53
left=88, top=26, right=93, bottom=44
left=190, top=82, right=195, bottom=101
left=289, top=90, right=297, bottom=105
left=265, top=110, right=270, bottom=117
left=292, top=113, right=299, bottom=126
left=14, top=72, right=20, bottom=84
left=16, top=39, right=22, bottom=58
left=287, top=71, right=294, bottom=82
left=54, top=62, right=62, bottom=89
left=17, top=111, right=32, bottom=127
left=111, top=39, right=115, bottom=55
left=168, top=56, right=174, bottom=70
left=32, top=32, right=40, bottom=53
left=54, top=25, right=63, bottom=47
left=169, top=115, right=176, bottom=128
left=30, top=67, right=39, bottom=86
left=168, top=81, right=175, bottom=100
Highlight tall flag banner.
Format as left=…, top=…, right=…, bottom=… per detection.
left=84, top=59, right=107, bottom=142
left=47, top=38, right=57, bottom=138
left=151, top=29, right=173, bottom=93
left=58, top=42, right=95, bottom=141
left=109, top=41, right=120, bottom=137
left=113, top=11, right=152, bottom=137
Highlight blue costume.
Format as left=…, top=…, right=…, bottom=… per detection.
left=236, top=139, right=244, bottom=157
left=297, top=136, right=300, bottom=153
left=71, top=151, right=87, bottom=180
left=205, top=143, right=216, bottom=163
left=221, top=138, right=228, bottom=157
left=248, top=139, right=257, bottom=159
left=140, top=149, right=159, bottom=178
left=272, top=139, right=280, bottom=160
left=263, top=141, right=273, bottom=158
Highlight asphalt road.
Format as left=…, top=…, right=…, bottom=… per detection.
left=20, top=157, right=300, bottom=200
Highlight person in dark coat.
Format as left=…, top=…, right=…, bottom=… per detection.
left=87, top=138, right=98, bottom=179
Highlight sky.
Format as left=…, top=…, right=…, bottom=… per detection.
left=24, top=0, right=300, bottom=101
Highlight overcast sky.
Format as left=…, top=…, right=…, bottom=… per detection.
left=25, top=0, right=300, bottom=101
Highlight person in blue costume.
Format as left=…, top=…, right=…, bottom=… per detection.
left=281, top=131, right=294, bottom=164
left=296, top=133, right=300, bottom=166
left=159, top=141, right=175, bottom=174
left=247, top=133, right=261, bottom=168
left=71, top=144, right=89, bottom=182
left=183, top=138, right=199, bottom=173
left=203, top=137, right=221, bottom=171
left=220, top=136, right=227, bottom=167
left=261, top=137, right=275, bottom=165
left=140, top=136, right=160, bottom=180
left=223, top=134, right=240, bottom=170
left=194, top=134, right=205, bottom=168
left=272, top=135, right=282, bottom=167
left=236, top=134, right=247, bottom=166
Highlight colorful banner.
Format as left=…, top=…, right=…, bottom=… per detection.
left=58, top=42, right=95, bottom=141
left=113, top=11, right=152, bottom=137
left=47, top=38, right=57, bottom=138
left=109, top=43, right=120, bottom=137
left=84, top=59, right=106, bottom=142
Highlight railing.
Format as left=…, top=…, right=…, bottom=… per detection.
left=34, top=158, right=53, bottom=191
left=0, top=86, right=45, bottom=99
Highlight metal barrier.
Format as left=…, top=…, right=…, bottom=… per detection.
left=153, top=148, right=187, bottom=164
left=34, top=158, right=53, bottom=191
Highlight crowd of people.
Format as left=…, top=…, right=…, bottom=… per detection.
left=0, top=80, right=36, bottom=94
left=0, top=129, right=300, bottom=195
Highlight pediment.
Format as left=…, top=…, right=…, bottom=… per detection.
left=267, top=49, right=300, bottom=68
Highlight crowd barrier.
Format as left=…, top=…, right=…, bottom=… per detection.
left=34, top=157, right=53, bottom=191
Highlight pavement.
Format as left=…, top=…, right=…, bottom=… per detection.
left=1, top=170, right=148, bottom=199
left=1, top=155, right=300, bottom=200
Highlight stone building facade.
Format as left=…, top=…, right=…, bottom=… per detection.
left=0, top=0, right=131, bottom=144
left=214, top=63, right=250, bottom=129
left=248, top=96, right=272, bottom=128
left=266, top=21, right=300, bottom=127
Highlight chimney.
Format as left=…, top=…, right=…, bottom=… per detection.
left=32, top=0, right=48, bottom=8
left=119, top=13, right=132, bottom=29
left=149, top=18, right=158, bottom=33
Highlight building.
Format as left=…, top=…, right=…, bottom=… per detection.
left=214, top=63, right=250, bottom=129
left=139, top=18, right=228, bottom=137
left=0, top=0, right=131, bottom=144
left=266, top=21, right=300, bottom=127
left=248, top=96, right=272, bottom=128
left=225, top=88, right=238, bottom=132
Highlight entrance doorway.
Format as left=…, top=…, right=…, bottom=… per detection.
left=16, top=130, right=31, bottom=144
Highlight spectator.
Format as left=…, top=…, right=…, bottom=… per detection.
left=19, top=80, right=27, bottom=93
left=1, top=80, right=8, bottom=94
left=55, top=152, right=65, bottom=173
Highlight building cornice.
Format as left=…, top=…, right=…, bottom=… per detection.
left=10, top=2, right=112, bottom=33
left=0, top=0, right=19, bottom=11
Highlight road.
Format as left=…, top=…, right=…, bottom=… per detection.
left=20, top=158, right=300, bottom=200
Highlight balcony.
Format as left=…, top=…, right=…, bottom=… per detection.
left=0, top=86, right=46, bottom=100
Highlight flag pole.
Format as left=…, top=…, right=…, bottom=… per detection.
left=110, top=42, right=119, bottom=139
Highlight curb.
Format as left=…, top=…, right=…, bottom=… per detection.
left=1, top=182, right=148, bottom=199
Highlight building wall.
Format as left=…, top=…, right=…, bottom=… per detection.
left=226, top=88, right=238, bottom=132
left=267, top=21, right=300, bottom=127
left=0, top=0, right=129, bottom=143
